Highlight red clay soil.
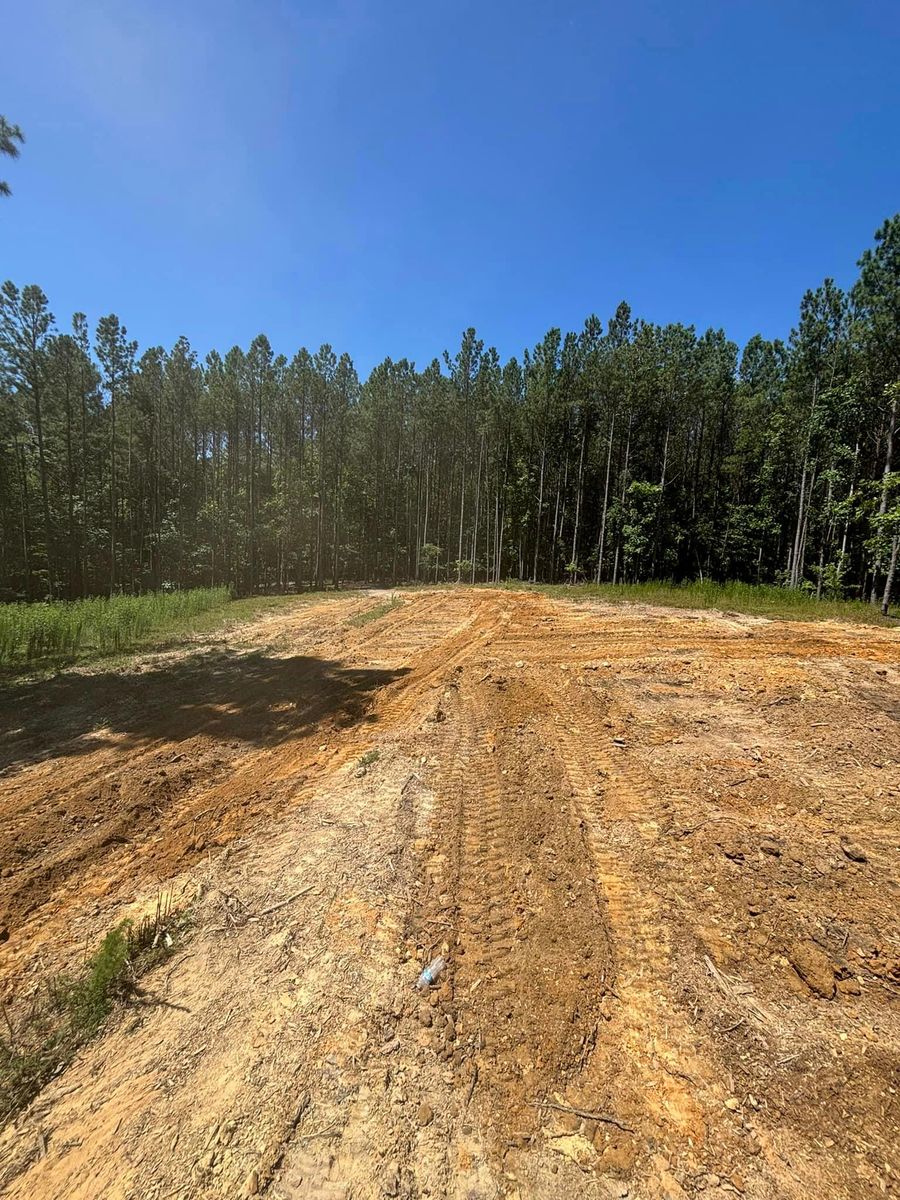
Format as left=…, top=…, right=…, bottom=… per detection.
left=0, top=590, right=898, bottom=1199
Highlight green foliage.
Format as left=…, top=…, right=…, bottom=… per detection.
left=0, top=587, right=231, bottom=668
left=0, top=214, right=898, bottom=609
left=506, top=579, right=895, bottom=624
left=0, top=903, right=184, bottom=1125
left=347, top=595, right=403, bottom=626
left=419, top=543, right=442, bottom=577
left=0, top=115, right=24, bottom=197
left=620, top=481, right=662, bottom=580
left=812, top=555, right=850, bottom=600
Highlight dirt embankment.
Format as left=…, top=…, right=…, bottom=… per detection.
left=0, top=590, right=898, bottom=1199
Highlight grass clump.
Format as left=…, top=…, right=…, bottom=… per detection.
left=0, top=898, right=185, bottom=1125
left=358, top=748, right=380, bottom=768
left=502, top=580, right=896, bottom=626
left=0, top=587, right=232, bottom=669
left=347, top=595, right=403, bottom=627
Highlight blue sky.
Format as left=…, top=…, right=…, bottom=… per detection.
left=3, top=0, right=899, bottom=374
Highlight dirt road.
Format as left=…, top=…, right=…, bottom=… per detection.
left=1, top=589, right=898, bottom=1199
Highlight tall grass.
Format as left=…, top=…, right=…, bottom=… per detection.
left=0, top=587, right=231, bottom=668
left=500, top=579, right=897, bottom=625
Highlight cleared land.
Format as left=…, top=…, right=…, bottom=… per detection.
left=0, top=589, right=898, bottom=1199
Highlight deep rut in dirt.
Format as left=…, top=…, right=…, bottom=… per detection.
left=413, top=666, right=613, bottom=1150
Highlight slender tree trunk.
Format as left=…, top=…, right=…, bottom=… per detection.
left=109, top=382, right=117, bottom=595
left=612, top=416, right=632, bottom=586
left=16, top=438, right=32, bottom=598
left=872, top=389, right=897, bottom=603
left=790, top=377, right=818, bottom=588
left=471, top=434, right=484, bottom=584
left=882, top=533, right=898, bottom=617
left=815, top=473, right=834, bottom=599
left=532, top=436, right=546, bottom=583
left=595, top=411, right=615, bottom=583
left=30, top=378, right=54, bottom=598
left=570, top=419, right=586, bottom=582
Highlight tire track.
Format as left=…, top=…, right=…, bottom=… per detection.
left=414, top=664, right=612, bottom=1150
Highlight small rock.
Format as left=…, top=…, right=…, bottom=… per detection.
left=724, top=1097, right=741, bottom=1112
left=515, top=660, right=525, bottom=669
left=840, top=840, right=867, bottom=863
left=837, top=977, right=861, bottom=997
left=597, top=1138, right=636, bottom=1174
left=760, top=840, right=782, bottom=857
left=416, top=1102, right=434, bottom=1127
left=730, top=1172, right=746, bottom=1192
left=243, top=1168, right=259, bottom=1197
left=788, top=939, right=836, bottom=999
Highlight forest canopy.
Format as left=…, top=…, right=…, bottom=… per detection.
left=1, top=214, right=898, bottom=612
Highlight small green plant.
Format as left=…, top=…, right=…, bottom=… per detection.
left=358, top=748, right=380, bottom=769
left=347, top=595, right=403, bottom=627
left=0, top=896, right=185, bottom=1125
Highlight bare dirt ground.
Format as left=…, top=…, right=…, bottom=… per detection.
left=0, top=588, right=898, bottom=1200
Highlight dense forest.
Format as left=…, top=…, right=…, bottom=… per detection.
left=1, top=215, right=898, bottom=612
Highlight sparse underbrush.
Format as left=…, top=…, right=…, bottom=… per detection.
left=499, top=579, right=897, bottom=625
left=0, top=898, right=187, bottom=1125
left=348, top=595, right=403, bottom=627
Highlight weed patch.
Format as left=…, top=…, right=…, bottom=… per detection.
left=348, top=595, right=403, bottom=627
left=0, top=898, right=186, bottom=1125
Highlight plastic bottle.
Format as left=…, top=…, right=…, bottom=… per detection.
left=415, top=956, right=446, bottom=990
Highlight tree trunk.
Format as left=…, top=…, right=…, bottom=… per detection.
left=882, top=532, right=898, bottom=617
left=570, top=419, right=586, bottom=582
left=595, top=411, right=615, bottom=583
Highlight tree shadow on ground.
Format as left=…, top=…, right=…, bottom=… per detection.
left=0, top=649, right=409, bottom=773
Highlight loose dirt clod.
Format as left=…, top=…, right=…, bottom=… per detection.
left=788, top=940, right=837, bottom=999
left=0, top=589, right=898, bottom=1200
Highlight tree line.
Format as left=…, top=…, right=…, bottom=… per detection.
left=1, top=215, right=898, bottom=612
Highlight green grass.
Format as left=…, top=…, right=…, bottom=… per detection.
left=347, top=594, right=404, bottom=627
left=0, top=900, right=185, bottom=1125
left=0, top=589, right=349, bottom=671
left=499, top=579, right=897, bottom=625
left=0, top=587, right=232, bottom=668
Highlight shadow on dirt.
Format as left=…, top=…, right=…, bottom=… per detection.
left=0, top=649, right=409, bottom=774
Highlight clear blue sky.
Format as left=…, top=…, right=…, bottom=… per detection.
left=3, top=0, right=899, bottom=374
